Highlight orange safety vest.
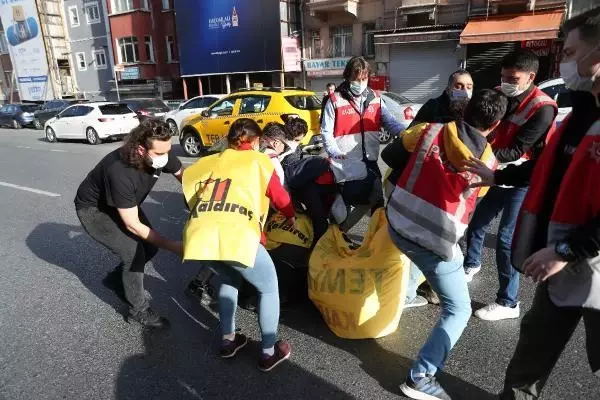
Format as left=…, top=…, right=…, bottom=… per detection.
left=491, top=86, right=558, bottom=160
left=387, top=122, right=496, bottom=261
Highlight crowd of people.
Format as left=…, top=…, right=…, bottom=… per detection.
left=72, top=8, right=599, bottom=400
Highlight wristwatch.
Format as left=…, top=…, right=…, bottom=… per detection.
left=555, top=241, right=577, bottom=262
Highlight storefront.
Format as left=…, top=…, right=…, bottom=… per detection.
left=303, top=57, right=351, bottom=93
left=460, top=10, right=565, bottom=90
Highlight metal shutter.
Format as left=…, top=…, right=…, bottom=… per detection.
left=466, top=42, right=519, bottom=90
left=388, top=42, right=461, bottom=103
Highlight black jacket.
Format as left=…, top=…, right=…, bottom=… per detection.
left=408, top=91, right=455, bottom=128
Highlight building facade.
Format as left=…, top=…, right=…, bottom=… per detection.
left=107, top=0, right=180, bottom=99
left=64, top=0, right=114, bottom=100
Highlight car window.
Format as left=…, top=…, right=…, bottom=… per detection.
left=0, top=105, right=9, bottom=112
left=284, top=95, right=321, bottom=110
left=139, top=99, right=169, bottom=110
left=77, top=106, right=94, bottom=116
left=541, top=83, right=573, bottom=108
left=183, top=98, right=201, bottom=109
left=22, top=105, right=39, bottom=113
left=100, top=104, right=134, bottom=115
left=209, top=98, right=236, bottom=116
left=200, top=97, right=219, bottom=107
left=7, top=105, right=17, bottom=113
left=239, top=95, right=271, bottom=114
left=123, top=101, right=140, bottom=111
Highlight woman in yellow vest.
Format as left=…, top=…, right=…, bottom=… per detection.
left=182, top=118, right=295, bottom=372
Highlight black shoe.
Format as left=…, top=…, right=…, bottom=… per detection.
left=185, top=279, right=217, bottom=306
left=102, top=266, right=128, bottom=304
left=128, top=307, right=170, bottom=329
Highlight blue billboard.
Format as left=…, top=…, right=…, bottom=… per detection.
left=175, top=0, right=282, bottom=76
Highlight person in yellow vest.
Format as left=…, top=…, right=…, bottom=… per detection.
left=182, top=118, right=295, bottom=372
left=382, top=89, right=508, bottom=400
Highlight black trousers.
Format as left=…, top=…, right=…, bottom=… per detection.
left=76, top=207, right=158, bottom=313
left=501, top=283, right=600, bottom=399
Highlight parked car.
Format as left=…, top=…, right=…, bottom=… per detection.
left=164, top=95, right=224, bottom=136
left=538, top=77, right=571, bottom=127
left=120, top=98, right=171, bottom=121
left=44, top=103, right=139, bottom=145
left=32, top=99, right=87, bottom=130
left=0, top=103, right=41, bottom=129
left=179, top=87, right=322, bottom=157
left=378, top=91, right=423, bottom=143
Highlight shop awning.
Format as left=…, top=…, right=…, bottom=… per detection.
left=374, top=24, right=464, bottom=44
left=460, top=11, right=564, bottom=45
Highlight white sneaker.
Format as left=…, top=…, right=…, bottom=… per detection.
left=464, top=266, right=481, bottom=283
left=474, top=302, right=520, bottom=321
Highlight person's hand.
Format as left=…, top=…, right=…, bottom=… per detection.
left=169, top=241, right=184, bottom=258
left=462, top=157, right=495, bottom=188
left=285, top=216, right=296, bottom=228
left=523, top=246, right=569, bottom=283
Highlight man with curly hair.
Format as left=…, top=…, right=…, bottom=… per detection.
left=74, top=117, right=184, bottom=328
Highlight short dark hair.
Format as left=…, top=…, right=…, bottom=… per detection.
left=227, top=118, right=262, bottom=148
left=120, top=117, right=171, bottom=169
left=284, top=117, right=308, bottom=140
left=343, top=56, right=370, bottom=81
left=448, top=98, right=470, bottom=122
left=262, top=122, right=286, bottom=141
left=447, top=69, right=472, bottom=87
left=463, top=89, right=508, bottom=131
left=501, top=50, right=539, bottom=74
left=562, top=7, right=600, bottom=45
left=326, top=82, right=336, bottom=89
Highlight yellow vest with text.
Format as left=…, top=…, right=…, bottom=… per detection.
left=182, top=149, right=275, bottom=267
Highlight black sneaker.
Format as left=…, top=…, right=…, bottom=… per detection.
left=128, top=307, right=170, bottom=329
left=185, top=279, right=217, bottom=306
left=102, top=265, right=128, bottom=304
left=400, top=373, right=451, bottom=400
left=220, top=334, right=248, bottom=358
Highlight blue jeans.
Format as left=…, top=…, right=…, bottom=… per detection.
left=389, top=228, right=472, bottom=376
left=211, top=245, right=280, bottom=349
left=406, top=262, right=423, bottom=302
left=464, top=186, right=527, bottom=307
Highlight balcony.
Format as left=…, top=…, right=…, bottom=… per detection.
left=306, top=0, right=359, bottom=18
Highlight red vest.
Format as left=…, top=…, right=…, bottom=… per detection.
left=491, top=86, right=558, bottom=160
left=387, top=122, right=496, bottom=261
left=513, top=115, right=600, bottom=268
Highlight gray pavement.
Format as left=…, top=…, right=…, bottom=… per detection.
left=0, top=127, right=597, bottom=400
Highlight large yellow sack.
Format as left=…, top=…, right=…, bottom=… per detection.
left=265, top=212, right=314, bottom=250
left=308, top=209, right=411, bottom=339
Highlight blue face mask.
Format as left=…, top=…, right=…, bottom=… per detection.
left=349, top=80, right=368, bottom=96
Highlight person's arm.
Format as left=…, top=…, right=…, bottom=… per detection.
left=319, top=98, right=344, bottom=158
left=494, top=105, right=556, bottom=163
left=117, top=206, right=182, bottom=256
left=380, top=100, right=405, bottom=138
left=381, top=123, right=425, bottom=175
left=162, top=152, right=184, bottom=183
left=463, top=158, right=536, bottom=188
left=265, top=172, right=295, bottom=224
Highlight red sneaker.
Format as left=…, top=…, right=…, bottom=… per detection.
left=219, top=334, right=248, bottom=359
left=258, top=340, right=291, bottom=372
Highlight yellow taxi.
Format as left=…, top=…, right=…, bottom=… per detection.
left=178, top=87, right=322, bottom=157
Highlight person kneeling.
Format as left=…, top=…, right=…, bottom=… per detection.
left=382, top=89, right=507, bottom=400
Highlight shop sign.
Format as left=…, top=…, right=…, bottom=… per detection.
left=521, top=40, right=552, bottom=57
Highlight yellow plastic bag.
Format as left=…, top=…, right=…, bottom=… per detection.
left=308, top=209, right=411, bottom=339
left=265, top=212, right=314, bottom=250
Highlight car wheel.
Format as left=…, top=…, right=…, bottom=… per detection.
left=86, top=127, right=101, bottom=145
left=45, top=127, right=57, bottom=143
left=12, top=119, right=22, bottom=129
left=33, top=119, right=43, bottom=130
left=379, top=128, right=391, bottom=144
left=182, top=131, right=204, bottom=157
left=167, top=120, right=178, bottom=136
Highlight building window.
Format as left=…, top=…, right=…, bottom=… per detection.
left=75, top=52, right=87, bottom=71
left=406, top=12, right=431, bottom=27
left=93, top=49, right=107, bottom=69
left=84, top=2, right=101, bottom=24
left=117, top=36, right=139, bottom=63
left=309, top=31, right=321, bottom=59
left=162, top=0, right=170, bottom=10
left=68, top=5, right=80, bottom=27
left=166, top=35, right=176, bottom=62
left=363, top=23, right=375, bottom=58
left=331, top=25, right=352, bottom=58
left=0, top=33, right=8, bottom=54
left=112, top=0, right=133, bottom=13
left=141, top=0, right=150, bottom=10
left=144, top=35, right=154, bottom=62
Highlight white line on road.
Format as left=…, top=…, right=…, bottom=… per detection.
left=16, top=145, right=32, bottom=149
left=171, top=297, right=210, bottom=330
left=49, top=149, right=67, bottom=152
left=0, top=181, right=61, bottom=197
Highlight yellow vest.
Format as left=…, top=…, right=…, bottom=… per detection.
left=182, top=149, right=275, bottom=267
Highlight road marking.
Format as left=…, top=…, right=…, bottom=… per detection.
left=49, top=149, right=67, bottom=152
left=16, top=145, right=32, bottom=149
left=171, top=297, right=210, bottom=330
left=0, top=181, right=61, bottom=197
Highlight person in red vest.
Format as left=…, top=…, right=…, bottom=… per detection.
left=383, top=89, right=508, bottom=400
left=320, top=56, right=405, bottom=212
left=465, top=8, right=600, bottom=399
left=464, top=51, right=558, bottom=322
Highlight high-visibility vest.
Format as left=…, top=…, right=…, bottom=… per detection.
left=182, top=149, right=274, bottom=267
left=491, top=86, right=557, bottom=161
left=387, top=122, right=496, bottom=261
left=328, top=90, right=381, bottom=182
left=512, top=115, right=600, bottom=309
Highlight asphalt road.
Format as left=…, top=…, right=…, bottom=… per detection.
left=0, top=127, right=598, bottom=400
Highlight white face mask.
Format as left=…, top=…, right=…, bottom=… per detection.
left=285, top=140, right=300, bottom=153
left=451, top=89, right=472, bottom=101
left=349, top=80, right=368, bottom=96
left=560, top=46, right=600, bottom=92
left=150, top=153, right=169, bottom=169
left=500, top=82, right=528, bottom=98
